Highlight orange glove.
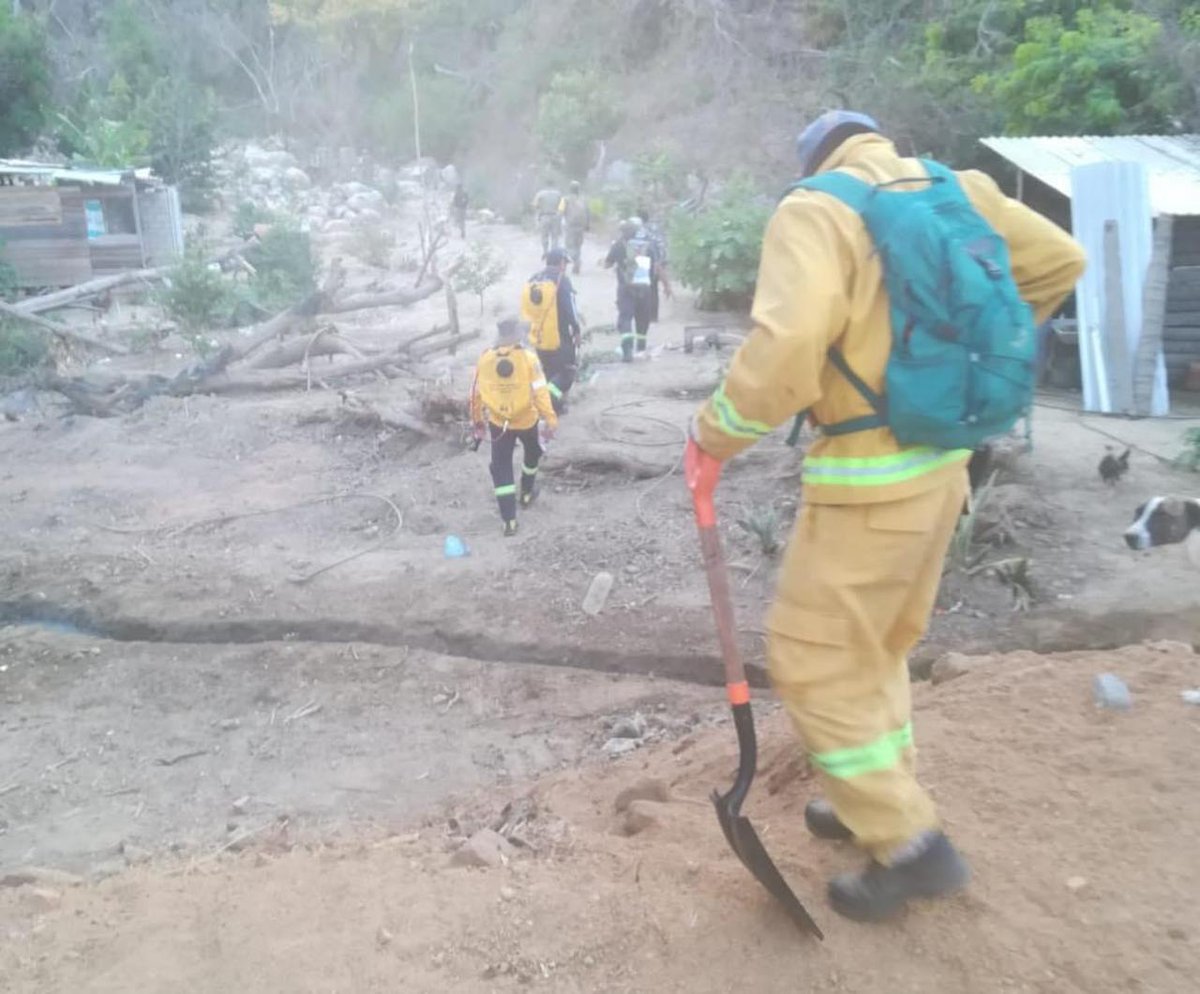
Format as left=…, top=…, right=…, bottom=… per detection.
left=684, top=434, right=723, bottom=528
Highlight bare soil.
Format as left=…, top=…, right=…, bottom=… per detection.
left=2, top=205, right=1199, bottom=990
left=3, top=642, right=1199, bottom=994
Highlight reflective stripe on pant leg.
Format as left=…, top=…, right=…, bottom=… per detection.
left=519, top=427, right=542, bottom=496
left=812, top=723, right=913, bottom=779
left=766, top=498, right=943, bottom=861
left=490, top=425, right=518, bottom=522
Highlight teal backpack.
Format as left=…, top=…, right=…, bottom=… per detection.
left=784, top=160, right=1035, bottom=451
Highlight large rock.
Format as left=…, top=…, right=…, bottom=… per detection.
left=284, top=166, right=312, bottom=190
left=449, top=829, right=515, bottom=869
left=613, top=778, right=671, bottom=814
left=244, top=145, right=298, bottom=171
left=346, top=190, right=385, bottom=213
left=930, top=652, right=984, bottom=686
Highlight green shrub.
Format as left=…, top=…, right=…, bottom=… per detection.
left=669, top=179, right=771, bottom=311
left=232, top=201, right=279, bottom=240
left=1178, top=428, right=1200, bottom=472
left=242, top=223, right=317, bottom=314
left=159, top=245, right=237, bottom=340
left=0, top=240, right=17, bottom=302
left=0, top=321, right=49, bottom=375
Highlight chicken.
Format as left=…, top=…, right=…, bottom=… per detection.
left=1099, top=448, right=1130, bottom=485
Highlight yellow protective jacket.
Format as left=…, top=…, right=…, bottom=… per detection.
left=469, top=345, right=558, bottom=432
left=694, top=133, right=1086, bottom=504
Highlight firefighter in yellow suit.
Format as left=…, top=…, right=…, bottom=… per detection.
left=470, top=317, right=558, bottom=537
left=687, top=112, right=1086, bottom=922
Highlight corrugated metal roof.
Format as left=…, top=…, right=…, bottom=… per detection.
left=0, top=159, right=156, bottom=187
left=980, top=134, right=1200, bottom=216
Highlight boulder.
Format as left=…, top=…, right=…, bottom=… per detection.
left=449, top=829, right=515, bottom=869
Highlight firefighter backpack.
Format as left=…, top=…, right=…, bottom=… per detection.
left=476, top=347, right=535, bottom=423
left=521, top=275, right=562, bottom=351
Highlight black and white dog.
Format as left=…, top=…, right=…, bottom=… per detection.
left=1124, top=497, right=1200, bottom=551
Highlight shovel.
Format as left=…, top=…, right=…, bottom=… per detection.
left=687, top=445, right=824, bottom=940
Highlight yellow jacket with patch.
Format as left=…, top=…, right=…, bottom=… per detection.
left=470, top=345, right=558, bottom=432
left=694, top=133, right=1087, bottom=504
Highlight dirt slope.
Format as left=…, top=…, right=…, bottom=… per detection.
left=3, top=641, right=1197, bottom=994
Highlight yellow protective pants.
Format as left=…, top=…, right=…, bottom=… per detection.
left=766, top=471, right=968, bottom=863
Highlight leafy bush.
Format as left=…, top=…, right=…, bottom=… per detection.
left=232, top=201, right=280, bottom=240
left=56, top=112, right=149, bottom=168
left=669, top=180, right=771, bottom=311
left=0, top=7, right=50, bottom=156
left=243, top=222, right=317, bottom=314
left=349, top=223, right=396, bottom=269
left=535, top=69, right=622, bottom=177
left=973, top=5, right=1183, bottom=135
left=0, top=321, right=49, bottom=375
left=1178, top=428, right=1200, bottom=472
left=0, top=240, right=17, bottom=302
left=159, top=246, right=237, bottom=341
left=452, top=240, right=509, bottom=313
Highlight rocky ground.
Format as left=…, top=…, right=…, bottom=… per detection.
left=2, top=153, right=1200, bottom=991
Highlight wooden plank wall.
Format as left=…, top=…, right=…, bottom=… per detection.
left=1164, top=216, right=1200, bottom=386
left=0, top=189, right=92, bottom=287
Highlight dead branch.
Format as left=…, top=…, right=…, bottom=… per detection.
left=0, top=300, right=129, bottom=356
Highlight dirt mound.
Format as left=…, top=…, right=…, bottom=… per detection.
left=3, top=642, right=1198, bottom=993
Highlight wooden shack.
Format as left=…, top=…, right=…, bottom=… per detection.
left=0, top=160, right=184, bottom=289
left=981, top=134, right=1200, bottom=390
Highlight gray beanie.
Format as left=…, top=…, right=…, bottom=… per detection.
left=496, top=316, right=528, bottom=345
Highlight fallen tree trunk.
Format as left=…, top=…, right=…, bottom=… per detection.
left=196, top=353, right=415, bottom=396
left=0, top=300, right=129, bottom=356
left=323, top=278, right=443, bottom=314
left=11, top=266, right=171, bottom=315
left=242, top=331, right=370, bottom=370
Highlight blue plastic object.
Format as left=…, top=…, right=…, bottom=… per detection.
left=1092, top=673, right=1132, bottom=711
left=443, top=535, right=469, bottom=558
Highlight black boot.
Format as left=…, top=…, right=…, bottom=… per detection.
left=828, top=831, right=970, bottom=923
left=503, top=519, right=519, bottom=537
left=805, top=799, right=853, bottom=841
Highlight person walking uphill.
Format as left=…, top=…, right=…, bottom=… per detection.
left=520, top=247, right=581, bottom=414
left=686, top=112, right=1085, bottom=922
left=604, top=218, right=660, bottom=361
left=559, top=181, right=591, bottom=274
left=470, top=317, right=559, bottom=537
left=532, top=184, right=563, bottom=255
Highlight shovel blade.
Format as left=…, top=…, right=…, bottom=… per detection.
left=713, top=790, right=825, bottom=940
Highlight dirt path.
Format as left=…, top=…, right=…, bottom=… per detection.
left=1, top=203, right=1199, bottom=965
left=3, top=642, right=1198, bottom=993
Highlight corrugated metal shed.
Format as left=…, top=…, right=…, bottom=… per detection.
left=0, top=158, right=155, bottom=187
left=981, top=135, right=1200, bottom=216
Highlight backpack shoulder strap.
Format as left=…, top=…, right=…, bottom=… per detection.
left=783, top=171, right=874, bottom=213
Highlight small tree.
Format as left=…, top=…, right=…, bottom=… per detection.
left=535, top=69, right=622, bottom=177
left=452, top=240, right=509, bottom=314
left=0, top=7, right=51, bottom=156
